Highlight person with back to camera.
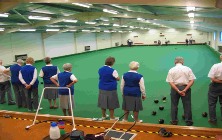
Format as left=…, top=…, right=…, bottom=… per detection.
left=50, top=63, right=78, bottom=116
left=166, top=56, right=196, bottom=126
left=121, top=61, right=146, bottom=123
left=39, top=57, right=60, bottom=109
left=4, top=59, right=25, bottom=108
left=98, top=57, right=120, bottom=120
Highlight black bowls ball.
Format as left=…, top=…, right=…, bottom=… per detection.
left=202, top=112, right=208, bottom=117
left=152, top=111, right=157, bottom=116
left=154, top=99, right=159, bottom=104
left=162, top=96, right=166, bottom=100
left=159, top=106, right=164, bottom=110
left=159, top=119, right=164, bottom=124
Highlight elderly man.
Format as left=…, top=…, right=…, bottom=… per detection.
left=166, top=56, right=196, bottom=126
left=4, top=59, right=25, bottom=108
left=19, top=57, right=39, bottom=112
left=50, top=63, right=78, bottom=116
left=0, top=60, right=16, bottom=105
left=208, top=55, right=222, bottom=124
left=39, top=57, right=60, bottom=109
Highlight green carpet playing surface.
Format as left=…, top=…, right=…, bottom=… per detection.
left=1, top=45, right=222, bottom=128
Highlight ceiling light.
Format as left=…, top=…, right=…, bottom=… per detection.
left=188, top=13, right=194, bottom=18
left=111, top=31, right=117, bottom=32
left=72, top=3, right=92, bottom=8
left=63, top=19, right=78, bottom=23
left=82, top=29, right=90, bottom=32
left=121, top=25, right=128, bottom=27
left=104, top=30, right=110, bottom=33
left=137, top=18, right=144, bottom=21
left=103, top=23, right=110, bottom=26
left=190, top=20, right=194, bottom=24
left=129, top=31, right=132, bottom=32
left=0, top=28, right=5, bottom=31
left=187, top=7, right=195, bottom=12
left=46, top=29, right=60, bottom=31
left=102, top=19, right=109, bottom=22
left=118, top=31, right=123, bottom=32
left=19, top=29, right=36, bottom=31
left=0, top=13, right=9, bottom=17
left=103, top=9, right=118, bottom=14
left=69, top=30, right=76, bottom=32
left=85, top=22, right=96, bottom=24
left=113, top=24, right=120, bottom=27
left=129, top=26, right=134, bottom=29
left=28, top=16, right=50, bottom=20
left=110, top=4, right=122, bottom=8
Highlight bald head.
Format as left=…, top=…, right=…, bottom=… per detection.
left=174, top=56, right=184, bottom=64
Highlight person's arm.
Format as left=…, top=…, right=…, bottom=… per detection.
left=112, top=70, right=120, bottom=81
left=120, top=76, right=125, bottom=95
left=50, top=74, right=59, bottom=87
left=139, top=77, right=146, bottom=100
left=67, top=74, right=78, bottom=87
left=19, top=71, right=28, bottom=87
left=39, top=69, right=44, bottom=78
left=182, top=80, right=194, bottom=93
left=57, top=67, right=60, bottom=74
left=210, top=78, right=222, bottom=83
left=3, top=67, right=10, bottom=76
left=169, top=82, right=185, bottom=96
left=28, top=68, right=37, bottom=89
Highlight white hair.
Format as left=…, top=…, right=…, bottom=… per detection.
left=17, top=59, right=24, bottom=64
left=129, top=61, right=139, bottom=70
left=63, top=63, right=72, bottom=71
left=175, top=56, right=184, bottom=64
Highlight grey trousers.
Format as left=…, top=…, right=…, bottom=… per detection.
left=208, top=83, right=222, bottom=121
left=0, top=81, right=14, bottom=103
left=12, top=83, right=26, bottom=107
left=24, top=87, right=38, bottom=110
left=171, top=85, right=192, bottom=122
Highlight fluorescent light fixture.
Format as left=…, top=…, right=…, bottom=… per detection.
left=85, top=21, right=96, bottom=24
left=0, top=13, right=9, bottom=17
left=129, top=26, right=134, bottom=29
left=111, top=4, right=122, bottom=8
left=146, top=20, right=150, bottom=23
left=72, top=3, right=92, bottom=8
left=129, top=31, right=132, bottom=32
left=19, top=29, right=36, bottom=31
left=188, top=13, right=194, bottom=18
left=103, top=23, right=110, bottom=26
left=102, top=19, right=109, bottom=22
left=113, top=24, right=119, bottom=27
left=111, top=31, right=117, bottom=32
left=121, top=25, right=128, bottom=27
left=82, top=29, right=90, bottom=32
left=63, top=19, right=78, bottom=23
left=104, top=30, right=110, bottom=33
left=118, top=31, right=123, bottom=32
left=103, top=9, right=118, bottom=14
left=137, top=18, right=144, bottom=21
left=69, top=30, right=77, bottom=32
left=190, top=20, right=194, bottom=24
left=0, top=28, right=5, bottom=31
left=187, top=7, right=195, bottom=12
left=46, top=29, right=60, bottom=31
left=28, top=16, right=50, bottom=20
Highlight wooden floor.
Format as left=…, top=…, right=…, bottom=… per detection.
left=0, top=110, right=221, bottom=140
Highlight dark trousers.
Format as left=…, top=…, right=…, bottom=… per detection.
left=0, top=81, right=14, bottom=103
left=208, top=83, right=222, bottom=121
left=24, top=87, right=38, bottom=110
left=12, top=83, right=26, bottom=107
left=171, top=85, right=192, bottom=122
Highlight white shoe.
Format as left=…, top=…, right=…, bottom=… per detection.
left=110, top=117, right=119, bottom=120
left=137, top=120, right=143, bottom=123
left=122, top=119, right=128, bottom=122
left=101, top=114, right=109, bottom=120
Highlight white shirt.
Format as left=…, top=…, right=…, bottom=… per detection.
left=0, top=65, right=10, bottom=82
left=39, top=64, right=60, bottom=77
left=51, top=71, right=77, bottom=82
left=208, top=62, right=222, bottom=80
left=19, top=64, right=37, bottom=85
left=105, top=65, right=119, bottom=78
left=120, top=70, right=146, bottom=96
left=166, top=63, right=196, bottom=85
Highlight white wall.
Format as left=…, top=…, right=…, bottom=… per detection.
left=121, top=29, right=208, bottom=45
left=75, top=32, right=97, bottom=53
left=97, top=33, right=111, bottom=50
left=111, top=33, right=121, bottom=47
left=44, top=33, right=75, bottom=58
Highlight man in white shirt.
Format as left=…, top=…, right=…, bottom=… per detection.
left=208, top=55, right=222, bottom=124
left=0, top=60, right=16, bottom=105
left=166, top=56, right=196, bottom=126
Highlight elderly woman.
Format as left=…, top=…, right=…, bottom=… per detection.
left=98, top=57, right=120, bottom=120
left=121, top=61, right=146, bottom=122
left=39, top=57, right=60, bottom=109
left=50, top=63, right=78, bottom=116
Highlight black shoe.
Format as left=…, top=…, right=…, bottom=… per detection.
left=8, top=102, right=16, bottom=105
left=182, top=114, right=185, bottom=120
left=186, top=121, right=193, bottom=126
left=208, top=119, right=217, bottom=125
left=0, top=101, right=6, bottom=104
left=170, top=120, right=178, bottom=125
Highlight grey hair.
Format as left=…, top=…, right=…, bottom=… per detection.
left=129, top=61, right=139, bottom=70
left=174, top=56, right=184, bottom=64
left=17, top=59, right=24, bottom=64
left=63, top=63, right=72, bottom=71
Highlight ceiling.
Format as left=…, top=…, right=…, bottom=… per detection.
left=0, top=0, right=221, bottom=36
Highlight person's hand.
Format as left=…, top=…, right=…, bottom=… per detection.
left=56, top=83, right=60, bottom=87
left=66, top=84, right=71, bottom=88
left=142, top=95, right=146, bottom=101
left=25, top=84, right=31, bottom=89
left=177, top=90, right=185, bottom=96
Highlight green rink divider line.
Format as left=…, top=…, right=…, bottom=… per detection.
left=1, top=116, right=216, bottom=139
